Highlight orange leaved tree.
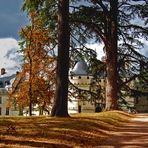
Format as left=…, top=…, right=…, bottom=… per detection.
left=11, top=12, right=55, bottom=116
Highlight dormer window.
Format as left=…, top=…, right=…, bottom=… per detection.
left=0, top=97, right=2, bottom=104
left=0, top=81, right=3, bottom=88
left=5, top=81, right=10, bottom=85
left=6, top=107, right=9, bottom=115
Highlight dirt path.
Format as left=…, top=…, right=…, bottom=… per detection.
left=98, top=114, right=148, bottom=148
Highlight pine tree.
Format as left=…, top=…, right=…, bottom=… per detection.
left=21, top=0, right=148, bottom=112
left=70, top=0, right=148, bottom=110
left=51, top=0, right=70, bottom=117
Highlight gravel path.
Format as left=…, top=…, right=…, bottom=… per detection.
left=98, top=114, right=148, bottom=148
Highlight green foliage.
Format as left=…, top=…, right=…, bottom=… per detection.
left=70, top=0, right=148, bottom=107
left=21, top=0, right=148, bottom=109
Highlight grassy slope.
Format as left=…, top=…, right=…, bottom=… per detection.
left=0, top=111, right=134, bottom=148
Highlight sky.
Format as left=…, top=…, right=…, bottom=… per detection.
left=0, top=0, right=27, bottom=39
left=0, top=0, right=27, bottom=74
left=0, top=0, right=147, bottom=75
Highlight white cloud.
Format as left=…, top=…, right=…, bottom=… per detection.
left=0, top=38, right=146, bottom=77
left=86, top=43, right=105, bottom=60
left=87, top=41, right=148, bottom=60
left=0, top=38, right=22, bottom=75
left=141, top=39, right=148, bottom=57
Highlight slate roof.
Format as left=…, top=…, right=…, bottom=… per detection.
left=70, top=60, right=88, bottom=75
left=0, top=73, right=16, bottom=89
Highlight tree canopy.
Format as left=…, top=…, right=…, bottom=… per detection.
left=19, top=0, right=148, bottom=115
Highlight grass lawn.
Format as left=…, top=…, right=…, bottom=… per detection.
left=0, top=110, right=134, bottom=148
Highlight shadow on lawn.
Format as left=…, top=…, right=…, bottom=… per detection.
left=0, top=139, right=71, bottom=148
left=0, top=117, right=112, bottom=147
left=0, top=112, right=136, bottom=147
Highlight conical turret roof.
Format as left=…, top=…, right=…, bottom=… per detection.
left=71, top=60, right=88, bottom=75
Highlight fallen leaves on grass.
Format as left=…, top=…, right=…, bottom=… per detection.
left=0, top=110, right=132, bottom=147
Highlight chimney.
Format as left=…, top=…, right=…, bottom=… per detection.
left=1, top=68, right=6, bottom=75
left=16, top=71, right=19, bottom=75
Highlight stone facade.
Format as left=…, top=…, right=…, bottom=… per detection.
left=0, top=68, right=18, bottom=116
left=69, top=61, right=148, bottom=113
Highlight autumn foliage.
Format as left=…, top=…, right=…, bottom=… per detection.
left=10, top=12, right=56, bottom=115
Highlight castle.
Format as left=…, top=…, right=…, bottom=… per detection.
left=0, top=68, right=17, bottom=116
left=69, top=60, right=148, bottom=113
left=0, top=60, right=148, bottom=116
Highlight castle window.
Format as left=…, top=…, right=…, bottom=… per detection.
left=78, top=76, right=81, bottom=79
left=135, top=97, right=139, bottom=104
left=0, top=107, right=1, bottom=115
left=87, top=76, right=89, bottom=79
left=6, top=107, right=9, bottom=115
left=0, top=81, right=3, bottom=88
left=0, top=97, right=2, bottom=104
left=5, top=81, right=10, bottom=85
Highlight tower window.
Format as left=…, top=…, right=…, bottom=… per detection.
left=6, top=107, right=9, bottom=115
left=0, top=81, right=3, bottom=88
left=135, top=97, right=139, bottom=104
left=0, top=97, right=2, bottom=104
left=5, top=81, right=10, bottom=85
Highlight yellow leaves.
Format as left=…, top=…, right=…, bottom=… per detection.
left=0, top=111, right=131, bottom=147
left=29, top=11, right=38, bottom=19
left=21, top=11, right=50, bottom=46
left=10, top=11, right=56, bottom=109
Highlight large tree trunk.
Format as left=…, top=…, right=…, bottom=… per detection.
left=51, top=0, right=70, bottom=117
left=105, top=0, right=118, bottom=110
left=105, top=45, right=118, bottom=110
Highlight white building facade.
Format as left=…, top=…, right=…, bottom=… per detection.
left=69, top=60, right=99, bottom=113
left=0, top=68, right=18, bottom=116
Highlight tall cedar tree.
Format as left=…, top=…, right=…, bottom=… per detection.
left=22, top=0, right=70, bottom=116
left=51, top=0, right=70, bottom=117
left=70, top=0, right=148, bottom=110
left=81, top=0, right=119, bottom=110
left=22, top=0, right=148, bottom=111
left=71, top=0, right=119, bottom=110
left=103, top=0, right=118, bottom=110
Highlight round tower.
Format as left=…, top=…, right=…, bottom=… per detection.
left=69, top=60, right=95, bottom=113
